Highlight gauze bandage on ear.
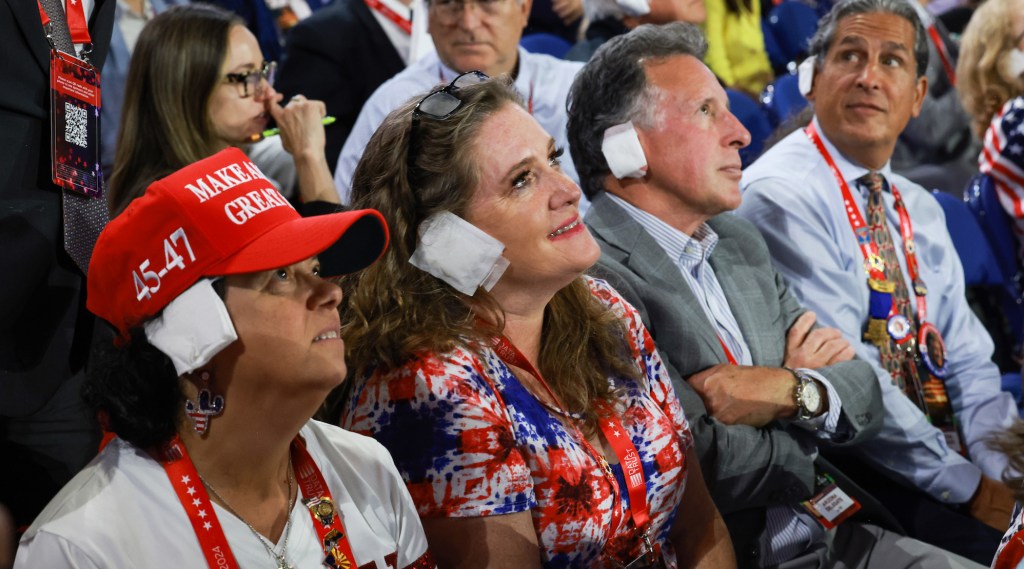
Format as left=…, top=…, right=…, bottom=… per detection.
left=1006, top=48, right=1024, bottom=81
left=602, top=122, right=648, bottom=179
left=617, top=0, right=650, bottom=16
left=798, top=56, right=816, bottom=96
left=409, top=211, right=510, bottom=296
left=144, top=278, right=238, bottom=376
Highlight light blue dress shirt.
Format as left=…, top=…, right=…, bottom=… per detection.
left=739, top=118, right=1017, bottom=505
left=332, top=47, right=584, bottom=206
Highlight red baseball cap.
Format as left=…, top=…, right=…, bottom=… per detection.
left=87, top=147, right=388, bottom=335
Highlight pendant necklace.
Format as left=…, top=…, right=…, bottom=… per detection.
left=200, top=458, right=297, bottom=569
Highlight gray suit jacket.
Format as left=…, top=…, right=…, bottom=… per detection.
left=585, top=193, right=888, bottom=564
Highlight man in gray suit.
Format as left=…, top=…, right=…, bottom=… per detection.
left=567, top=22, right=980, bottom=569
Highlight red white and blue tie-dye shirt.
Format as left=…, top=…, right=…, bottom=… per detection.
left=341, top=277, right=694, bottom=568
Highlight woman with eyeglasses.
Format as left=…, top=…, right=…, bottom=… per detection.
left=337, top=74, right=735, bottom=568
left=107, top=3, right=338, bottom=216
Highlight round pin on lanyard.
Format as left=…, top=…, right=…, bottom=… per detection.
left=918, top=322, right=949, bottom=378
left=886, top=314, right=912, bottom=343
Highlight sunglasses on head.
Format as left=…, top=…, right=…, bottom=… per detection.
left=407, top=70, right=490, bottom=172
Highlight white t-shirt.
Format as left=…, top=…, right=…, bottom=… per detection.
left=15, top=421, right=432, bottom=569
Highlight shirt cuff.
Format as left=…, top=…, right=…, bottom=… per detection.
left=792, top=368, right=842, bottom=436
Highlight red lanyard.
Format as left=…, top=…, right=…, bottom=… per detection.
left=158, top=434, right=357, bottom=569
left=927, top=25, right=956, bottom=87
left=489, top=336, right=652, bottom=538
left=716, top=336, right=738, bottom=365
left=805, top=123, right=929, bottom=322
left=364, top=0, right=411, bottom=35
left=36, top=0, right=92, bottom=47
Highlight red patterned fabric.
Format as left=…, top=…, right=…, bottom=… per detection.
left=342, top=277, right=693, bottom=568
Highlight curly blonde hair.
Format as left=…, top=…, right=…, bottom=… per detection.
left=338, top=79, right=638, bottom=430
left=958, top=0, right=1024, bottom=138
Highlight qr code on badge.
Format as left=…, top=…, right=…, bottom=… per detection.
left=64, top=102, right=88, bottom=149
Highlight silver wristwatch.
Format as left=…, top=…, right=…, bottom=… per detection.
left=788, top=367, right=824, bottom=420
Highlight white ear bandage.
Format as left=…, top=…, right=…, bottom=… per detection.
left=602, top=122, right=648, bottom=179
left=409, top=211, right=510, bottom=296
left=617, top=0, right=650, bottom=16
left=1005, top=49, right=1024, bottom=82
left=144, top=278, right=238, bottom=376
left=798, top=56, right=816, bottom=96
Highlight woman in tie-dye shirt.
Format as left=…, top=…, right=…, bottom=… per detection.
left=336, top=75, right=734, bottom=568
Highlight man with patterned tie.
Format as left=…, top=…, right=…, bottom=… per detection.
left=740, top=0, right=1019, bottom=563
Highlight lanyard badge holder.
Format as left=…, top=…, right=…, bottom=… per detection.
left=800, top=473, right=861, bottom=529
left=39, top=0, right=103, bottom=198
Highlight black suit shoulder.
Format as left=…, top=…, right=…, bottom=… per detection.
left=277, top=0, right=404, bottom=170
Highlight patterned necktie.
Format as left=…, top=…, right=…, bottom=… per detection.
left=860, top=172, right=929, bottom=410
left=38, top=0, right=110, bottom=275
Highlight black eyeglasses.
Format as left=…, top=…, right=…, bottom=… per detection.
left=407, top=70, right=489, bottom=172
left=225, top=61, right=277, bottom=99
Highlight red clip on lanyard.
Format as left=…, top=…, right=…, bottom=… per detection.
left=36, top=0, right=92, bottom=47
left=489, top=336, right=653, bottom=545
left=159, top=435, right=358, bottom=569
left=364, top=0, right=411, bottom=34
left=804, top=123, right=929, bottom=322
left=716, top=336, right=738, bottom=366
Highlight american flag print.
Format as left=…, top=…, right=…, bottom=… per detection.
left=342, top=277, right=694, bottom=568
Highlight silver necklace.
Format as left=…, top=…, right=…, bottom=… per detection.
left=200, top=459, right=297, bottom=569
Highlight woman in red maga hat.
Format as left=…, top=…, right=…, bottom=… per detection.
left=14, top=148, right=436, bottom=569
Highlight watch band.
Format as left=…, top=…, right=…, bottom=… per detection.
left=785, top=367, right=820, bottom=420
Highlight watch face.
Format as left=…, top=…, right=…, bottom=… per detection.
left=801, top=381, right=823, bottom=414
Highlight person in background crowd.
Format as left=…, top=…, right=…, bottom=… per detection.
left=276, top=0, right=412, bottom=173
left=100, top=0, right=186, bottom=181
left=571, top=21, right=979, bottom=568
left=210, top=0, right=335, bottom=62
left=740, top=0, right=1018, bottom=563
left=958, top=0, right=1024, bottom=265
left=702, top=0, right=772, bottom=97
left=888, top=0, right=975, bottom=196
left=975, top=98, right=1024, bottom=266
left=524, top=0, right=583, bottom=43
left=332, top=0, right=585, bottom=205
left=14, top=148, right=436, bottom=569
left=340, top=75, right=735, bottom=568
left=957, top=0, right=1024, bottom=139
left=107, top=4, right=337, bottom=215
left=0, top=0, right=113, bottom=534
left=564, top=0, right=706, bottom=62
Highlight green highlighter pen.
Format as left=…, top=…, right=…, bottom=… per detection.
left=249, top=116, right=336, bottom=142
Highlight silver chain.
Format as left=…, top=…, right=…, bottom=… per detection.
left=199, top=459, right=297, bottom=569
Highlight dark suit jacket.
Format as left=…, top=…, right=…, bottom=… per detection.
left=586, top=193, right=893, bottom=566
left=0, top=0, right=114, bottom=413
left=275, top=0, right=404, bottom=172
